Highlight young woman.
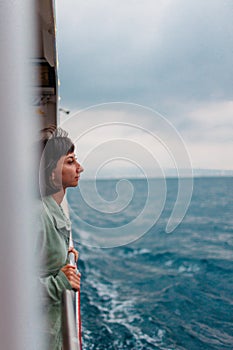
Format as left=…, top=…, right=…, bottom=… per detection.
left=38, top=127, right=84, bottom=349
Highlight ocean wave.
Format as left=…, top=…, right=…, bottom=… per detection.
left=70, top=178, right=233, bottom=349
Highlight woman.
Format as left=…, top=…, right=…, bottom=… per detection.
left=38, top=127, right=84, bottom=349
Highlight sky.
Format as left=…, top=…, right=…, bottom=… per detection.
left=55, top=0, right=233, bottom=174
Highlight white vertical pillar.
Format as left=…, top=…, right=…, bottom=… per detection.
left=0, top=0, right=42, bottom=349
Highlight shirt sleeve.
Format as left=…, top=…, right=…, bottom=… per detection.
left=37, top=202, right=72, bottom=303
left=39, top=270, right=72, bottom=302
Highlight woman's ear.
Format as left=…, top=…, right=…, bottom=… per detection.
left=51, top=171, right=55, bottom=181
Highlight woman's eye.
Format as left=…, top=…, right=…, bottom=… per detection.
left=66, top=156, right=77, bottom=164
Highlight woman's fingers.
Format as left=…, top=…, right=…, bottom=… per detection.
left=68, top=247, right=79, bottom=262
left=61, top=264, right=81, bottom=290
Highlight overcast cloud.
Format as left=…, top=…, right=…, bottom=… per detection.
left=56, top=0, right=233, bottom=171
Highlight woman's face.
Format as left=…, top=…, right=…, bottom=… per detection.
left=52, top=152, right=84, bottom=189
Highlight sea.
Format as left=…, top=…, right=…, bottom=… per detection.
left=67, top=177, right=233, bottom=350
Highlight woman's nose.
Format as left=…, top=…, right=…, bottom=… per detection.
left=77, top=162, right=84, bottom=173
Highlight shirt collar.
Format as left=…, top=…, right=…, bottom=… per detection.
left=42, top=195, right=71, bottom=231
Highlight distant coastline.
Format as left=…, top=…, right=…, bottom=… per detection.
left=80, top=169, right=233, bottom=180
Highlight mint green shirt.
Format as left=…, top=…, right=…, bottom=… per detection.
left=39, top=196, right=73, bottom=350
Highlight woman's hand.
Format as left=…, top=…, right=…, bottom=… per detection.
left=61, top=264, right=81, bottom=291
left=68, top=247, right=79, bottom=262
